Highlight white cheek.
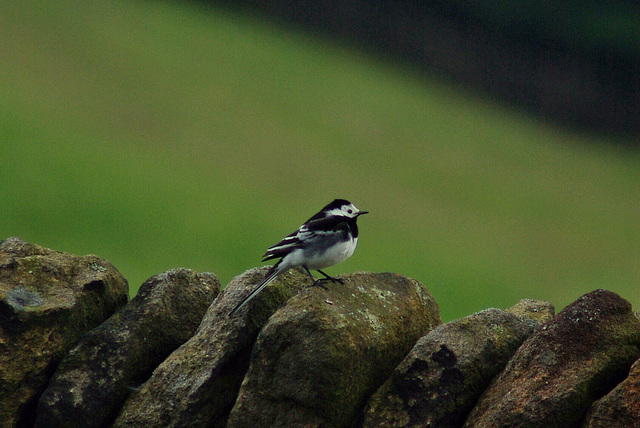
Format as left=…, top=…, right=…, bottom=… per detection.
left=326, top=208, right=344, bottom=217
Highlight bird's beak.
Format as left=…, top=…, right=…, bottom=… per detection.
left=358, top=210, right=369, bottom=216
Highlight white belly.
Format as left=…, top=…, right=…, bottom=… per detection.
left=280, top=237, right=358, bottom=271
left=305, top=236, right=358, bottom=269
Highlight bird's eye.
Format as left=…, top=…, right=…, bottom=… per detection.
left=347, top=209, right=353, bottom=214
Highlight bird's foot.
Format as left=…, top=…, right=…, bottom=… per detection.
left=302, top=267, right=344, bottom=289
left=311, top=279, right=330, bottom=290
left=316, top=269, right=344, bottom=285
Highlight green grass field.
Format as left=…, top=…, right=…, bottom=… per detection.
left=2, top=0, right=638, bottom=320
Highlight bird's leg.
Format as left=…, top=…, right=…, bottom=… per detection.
left=316, top=269, right=344, bottom=285
left=302, top=266, right=329, bottom=290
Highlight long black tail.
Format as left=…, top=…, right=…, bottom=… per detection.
left=229, top=261, right=283, bottom=316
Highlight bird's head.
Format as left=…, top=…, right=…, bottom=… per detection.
left=323, top=199, right=368, bottom=219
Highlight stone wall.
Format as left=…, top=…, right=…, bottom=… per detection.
left=1, top=238, right=638, bottom=427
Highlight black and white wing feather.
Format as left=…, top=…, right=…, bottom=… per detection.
left=261, top=230, right=303, bottom=261
left=262, top=215, right=353, bottom=261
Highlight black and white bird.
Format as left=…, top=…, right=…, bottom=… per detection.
left=229, top=199, right=368, bottom=316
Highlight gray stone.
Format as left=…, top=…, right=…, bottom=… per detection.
left=464, top=289, right=640, bottom=427
left=363, top=307, right=541, bottom=427
left=0, top=237, right=128, bottom=428
left=506, top=298, right=555, bottom=324
left=582, top=357, right=640, bottom=427
left=113, top=266, right=311, bottom=428
left=227, top=272, right=441, bottom=428
left=35, top=268, right=219, bottom=427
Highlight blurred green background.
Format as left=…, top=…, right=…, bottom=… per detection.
left=2, top=0, right=638, bottom=321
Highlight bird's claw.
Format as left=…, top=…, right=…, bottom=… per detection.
left=312, top=280, right=330, bottom=290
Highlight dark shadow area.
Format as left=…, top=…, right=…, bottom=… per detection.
left=204, top=0, right=640, bottom=138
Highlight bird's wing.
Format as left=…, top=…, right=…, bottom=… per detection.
left=261, top=216, right=348, bottom=261
left=302, top=215, right=349, bottom=235
left=261, top=229, right=304, bottom=261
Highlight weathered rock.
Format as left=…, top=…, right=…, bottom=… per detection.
left=506, top=298, right=555, bottom=324
left=34, top=268, right=219, bottom=428
left=227, top=272, right=441, bottom=428
left=363, top=302, right=549, bottom=428
left=582, top=357, right=640, bottom=427
left=113, top=266, right=310, bottom=428
left=464, top=289, right=640, bottom=427
left=0, top=237, right=128, bottom=428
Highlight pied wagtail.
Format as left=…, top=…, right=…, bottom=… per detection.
left=229, top=199, right=368, bottom=316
